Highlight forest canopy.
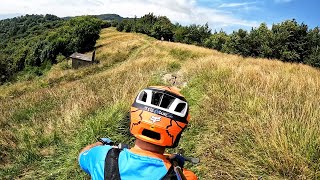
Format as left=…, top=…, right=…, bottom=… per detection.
left=0, top=14, right=105, bottom=84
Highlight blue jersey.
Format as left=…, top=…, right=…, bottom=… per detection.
left=79, top=145, right=171, bottom=180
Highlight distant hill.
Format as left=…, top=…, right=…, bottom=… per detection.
left=63, top=14, right=131, bottom=21
left=95, top=14, right=124, bottom=21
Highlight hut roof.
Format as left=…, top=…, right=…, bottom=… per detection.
left=70, top=53, right=92, bottom=62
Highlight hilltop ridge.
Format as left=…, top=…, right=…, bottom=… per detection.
left=63, top=14, right=128, bottom=21
left=0, top=28, right=319, bottom=179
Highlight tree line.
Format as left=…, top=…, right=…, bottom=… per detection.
left=113, top=13, right=320, bottom=68
left=0, top=15, right=104, bottom=84
left=1, top=13, right=319, bottom=84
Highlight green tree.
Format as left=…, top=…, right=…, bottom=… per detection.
left=135, top=13, right=157, bottom=35
left=184, top=23, right=211, bottom=45
left=173, top=24, right=187, bottom=42
left=223, top=29, right=250, bottom=56
left=116, top=20, right=125, bottom=32
left=204, top=30, right=228, bottom=51
left=305, top=27, right=320, bottom=67
left=174, top=23, right=211, bottom=45
left=124, top=20, right=134, bottom=32
left=271, top=19, right=308, bottom=62
left=0, top=54, right=10, bottom=82
left=151, top=16, right=173, bottom=40
left=248, top=23, right=273, bottom=58
left=68, top=16, right=102, bottom=52
left=110, top=20, right=118, bottom=27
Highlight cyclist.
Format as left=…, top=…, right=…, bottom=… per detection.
left=79, top=86, right=197, bottom=180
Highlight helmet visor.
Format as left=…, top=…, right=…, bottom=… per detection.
left=136, top=89, right=188, bottom=118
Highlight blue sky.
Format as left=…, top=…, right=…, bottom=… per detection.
left=0, top=0, right=319, bottom=33
left=197, top=0, right=320, bottom=32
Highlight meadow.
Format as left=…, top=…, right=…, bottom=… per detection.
left=0, top=28, right=319, bottom=179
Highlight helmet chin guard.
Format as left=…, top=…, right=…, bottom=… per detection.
left=130, top=86, right=190, bottom=148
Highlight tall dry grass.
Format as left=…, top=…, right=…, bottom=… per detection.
left=0, top=28, right=319, bottom=179
left=179, top=55, right=320, bottom=179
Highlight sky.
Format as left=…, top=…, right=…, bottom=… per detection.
left=0, top=0, right=319, bottom=33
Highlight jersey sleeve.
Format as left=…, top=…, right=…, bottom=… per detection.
left=78, top=145, right=112, bottom=175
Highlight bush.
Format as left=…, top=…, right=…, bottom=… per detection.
left=56, top=53, right=66, bottom=63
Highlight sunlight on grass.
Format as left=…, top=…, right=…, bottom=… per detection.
left=1, top=28, right=319, bottom=179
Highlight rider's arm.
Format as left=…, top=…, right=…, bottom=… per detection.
left=78, top=142, right=108, bottom=175
left=79, top=142, right=103, bottom=155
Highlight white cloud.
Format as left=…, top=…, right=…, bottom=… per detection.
left=219, top=2, right=256, bottom=8
left=0, top=0, right=259, bottom=31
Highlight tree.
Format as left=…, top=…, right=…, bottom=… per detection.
left=173, top=24, right=187, bottom=42
left=124, top=20, right=133, bottom=32
left=175, top=23, right=211, bottom=45
left=110, top=20, right=118, bottom=27
left=204, top=30, right=228, bottom=51
left=245, top=23, right=273, bottom=58
left=116, top=20, right=125, bottom=32
left=68, top=16, right=102, bottom=52
left=135, top=13, right=158, bottom=35
left=198, top=23, right=212, bottom=45
left=305, top=27, right=320, bottom=67
left=271, top=19, right=308, bottom=62
left=223, top=29, right=250, bottom=56
left=151, top=16, right=173, bottom=40
left=0, top=54, right=10, bottom=83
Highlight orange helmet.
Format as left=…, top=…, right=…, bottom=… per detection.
left=130, top=86, right=190, bottom=148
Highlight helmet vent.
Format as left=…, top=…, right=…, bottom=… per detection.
left=151, top=92, right=163, bottom=106
left=138, top=91, right=148, bottom=102
left=160, top=94, right=175, bottom=108
left=142, top=129, right=160, bottom=140
left=175, top=103, right=186, bottom=113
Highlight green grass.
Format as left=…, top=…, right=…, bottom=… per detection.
left=1, top=28, right=320, bottom=179
left=167, top=61, right=181, bottom=72
left=169, top=48, right=199, bottom=61
left=1, top=102, right=132, bottom=179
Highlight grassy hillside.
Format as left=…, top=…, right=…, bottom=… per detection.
left=1, top=28, right=320, bottom=179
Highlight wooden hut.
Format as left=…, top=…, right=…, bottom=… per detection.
left=70, top=51, right=96, bottom=69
